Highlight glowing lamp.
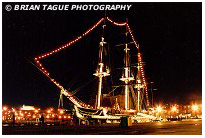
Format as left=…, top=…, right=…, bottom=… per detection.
left=156, top=106, right=162, bottom=113
left=192, top=105, right=198, bottom=112
left=171, top=106, right=177, bottom=112
left=3, top=107, right=7, bottom=111
left=60, top=110, right=64, bottom=114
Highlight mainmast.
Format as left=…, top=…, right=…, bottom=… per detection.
left=120, top=20, right=134, bottom=110
left=93, top=20, right=110, bottom=109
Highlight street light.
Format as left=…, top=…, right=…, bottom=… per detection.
left=192, top=104, right=198, bottom=112
left=3, top=107, right=7, bottom=111
left=156, top=106, right=162, bottom=113
left=59, top=110, right=64, bottom=114
left=171, top=106, right=177, bottom=112
left=192, top=104, right=199, bottom=118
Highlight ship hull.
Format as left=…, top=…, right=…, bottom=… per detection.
left=74, top=105, right=157, bottom=124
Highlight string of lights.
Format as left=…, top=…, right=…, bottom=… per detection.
left=106, top=17, right=127, bottom=26
left=138, top=53, right=149, bottom=107
left=34, top=18, right=105, bottom=108
left=126, top=24, right=139, bottom=49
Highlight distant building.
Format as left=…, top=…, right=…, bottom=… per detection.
left=21, top=105, right=35, bottom=110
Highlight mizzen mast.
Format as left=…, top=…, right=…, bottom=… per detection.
left=134, top=55, right=144, bottom=112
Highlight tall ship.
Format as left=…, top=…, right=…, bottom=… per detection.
left=33, top=16, right=157, bottom=123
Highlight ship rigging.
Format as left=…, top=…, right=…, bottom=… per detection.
left=33, top=16, right=156, bottom=122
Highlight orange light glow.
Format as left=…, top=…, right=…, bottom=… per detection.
left=192, top=104, right=198, bottom=112
left=171, top=106, right=177, bottom=112
left=60, top=110, right=64, bottom=114
left=156, top=106, right=162, bottom=113
left=3, top=107, right=7, bottom=111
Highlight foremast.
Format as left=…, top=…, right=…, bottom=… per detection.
left=93, top=24, right=110, bottom=109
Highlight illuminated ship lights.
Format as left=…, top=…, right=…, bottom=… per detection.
left=34, top=17, right=149, bottom=109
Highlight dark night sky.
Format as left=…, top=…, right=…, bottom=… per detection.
left=2, top=2, right=202, bottom=108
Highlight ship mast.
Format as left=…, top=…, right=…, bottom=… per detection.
left=93, top=20, right=110, bottom=109
left=134, top=56, right=144, bottom=112
left=120, top=19, right=134, bottom=110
